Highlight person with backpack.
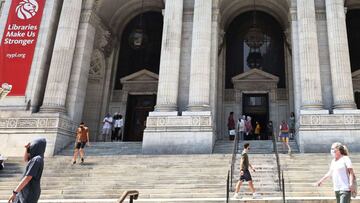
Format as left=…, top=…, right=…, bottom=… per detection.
left=279, top=120, right=291, bottom=154
left=315, top=142, right=356, bottom=203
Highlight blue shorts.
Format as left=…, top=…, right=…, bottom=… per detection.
left=280, top=132, right=289, bottom=138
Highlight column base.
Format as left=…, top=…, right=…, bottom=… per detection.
left=297, top=113, right=360, bottom=152
left=154, top=104, right=178, bottom=112
left=187, top=105, right=211, bottom=112
left=333, top=109, right=360, bottom=114
left=142, top=111, right=214, bottom=154
left=40, top=105, right=67, bottom=113
left=0, top=113, right=77, bottom=157
left=300, top=109, right=329, bottom=115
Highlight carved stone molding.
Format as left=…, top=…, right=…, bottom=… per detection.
left=146, top=115, right=212, bottom=128
left=300, top=114, right=360, bottom=129
left=89, top=49, right=105, bottom=80
left=0, top=117, right=77, bottom=132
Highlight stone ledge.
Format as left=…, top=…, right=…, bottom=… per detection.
left=300, top=114, right=360, bottom=127
left=146, top=114, right=212, bottom=128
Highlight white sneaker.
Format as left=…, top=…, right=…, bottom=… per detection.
left=252, top=193, right=261, bottom=199
left=233, top=193, right=241, bottom=199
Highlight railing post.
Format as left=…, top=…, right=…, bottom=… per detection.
left=226, top=170, right=229, bottom=203
left=282, top=170, right=285, bottom=203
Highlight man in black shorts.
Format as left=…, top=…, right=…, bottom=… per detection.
left=233, top=143, right=260, bottom=199
left=72, top=122, right=90, bottom=164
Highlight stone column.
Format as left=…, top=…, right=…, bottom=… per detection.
left=290, top=9, right=301, bottom=116
left=154, top=0, right=184, bottom=112
left=66, top=7, right=97, bottom=122
left=187, top=0, right=212, bottom=111
left=297, top=0, right=324, bottom=110
left=41, top=0, right=82, bottom=112
left=325, top=0, right=357, bottom=110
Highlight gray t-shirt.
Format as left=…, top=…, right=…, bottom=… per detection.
left=15, top=138, right=46, bottom=203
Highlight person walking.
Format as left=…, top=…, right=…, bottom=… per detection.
left=8, top=138, right=46, bottom=203
left=315, top=142, right=355, bottom=203
left=237, top=115, right=246, bottom=141
left=289, top=112, right=295, bottom=140
left=113, top=114, right=124, bottom=141
left=254, top=121, right=261, bottom=140
left=245, top=116, right=253, bottom=140
left=72, top=122, right=90, bottom=164
left=228, top=112, right=236, bottom=140
left=102, top=113, right=113, bottom=142
left=233, top=143, right=260, bottom=199
left=279, top=120, right=291, bottom=154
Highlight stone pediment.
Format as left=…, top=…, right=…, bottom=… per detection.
left=120, top=69, right=158, bottom=84
left=232, top=68, right=279, bottom=83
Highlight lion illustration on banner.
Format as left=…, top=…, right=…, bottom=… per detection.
left=16, top=0, right=39, bottom=20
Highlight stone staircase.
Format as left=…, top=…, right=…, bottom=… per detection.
left=0, top=142, right=231, bottom=203
left=2, top=140, right=360, bottom=202
left=280, top=153, right=360, bottom=199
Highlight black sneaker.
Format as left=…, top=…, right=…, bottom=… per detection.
left=81, top=158, right=84, bottom=163
left=72, top=161, right=76, bottom=165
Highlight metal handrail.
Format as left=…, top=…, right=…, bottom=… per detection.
left=272, top=132, right=286, bottom=202
left=272, top=132, right=282, bottom=190
left=282, top=170, right=286, bottom=203
left=226, top=132, right=239, bottom=202
left=226, top=170, right=230, bottom=203
left=118, top=190, right=139, bottom=203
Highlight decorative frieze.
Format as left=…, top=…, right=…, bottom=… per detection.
left=146, top=115, right=212, bottom=128
left=0, top=117, right=77, bottom=132
left=300, top=114, right=360, bottom=128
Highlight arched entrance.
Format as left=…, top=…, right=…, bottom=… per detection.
left=82, top=1, right=164, bottom=142
left=218, top=0, right=291, bottom=140
left=348, top=9, right=360, bottom=109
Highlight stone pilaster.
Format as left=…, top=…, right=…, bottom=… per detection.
left=290, top=9, right=301, bottom=117
left=155, top=0, right=184, bottom=112
left=41, top=0, right=83, bottom=112
left=325, top=0, right=357, bottom=110
left=187, top=0, right=212, bottom=111
left=66, top=8, right=97, bottom=122
left=296, top=0, right=324, bottom=110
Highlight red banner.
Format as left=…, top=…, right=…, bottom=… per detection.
left=0, top=0, right=46, bottom=96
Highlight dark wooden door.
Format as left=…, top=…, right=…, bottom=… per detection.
left=243, top=94, right=269, bottom=140
left=124, top=95, right=156, bottom=141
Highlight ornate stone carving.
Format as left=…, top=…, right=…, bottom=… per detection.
left=300, top=114, right=360, bottom=129
left=0, top=117, right=76, bottom=130
left=89, top=49, right=105, bottom=80
left=146, top=115, right=212, bottom=128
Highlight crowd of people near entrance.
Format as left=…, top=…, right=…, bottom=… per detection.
left=227, top=111, right=296, bottom=155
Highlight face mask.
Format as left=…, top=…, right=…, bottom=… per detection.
left=331, top=149, right=336, bottom=157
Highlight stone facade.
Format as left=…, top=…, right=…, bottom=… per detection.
left=1, top=0, right=360, bottom=155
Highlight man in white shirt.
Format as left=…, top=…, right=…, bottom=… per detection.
left=315, top=142, right=355, bottom=203
left=102, top=113, right=113, bottom=142
left=237, top=115, right=246, bottom=141
left=114, top=114, right=124, bottom=141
